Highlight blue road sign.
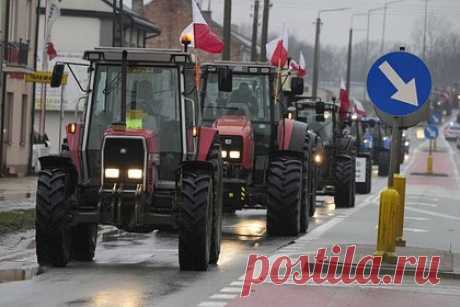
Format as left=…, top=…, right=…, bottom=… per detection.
left=428, top=112, right=441, bottom=126
left=367, top=52, right=432, bottom=117
left=424, top=125, right=439, bottom=140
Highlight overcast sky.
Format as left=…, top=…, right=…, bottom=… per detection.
left=140, top=0, right=460, bottom=49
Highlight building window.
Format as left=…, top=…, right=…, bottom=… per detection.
left=4, top=92, right=14, bottom=144
left=20, top=94, right=28, bottom=146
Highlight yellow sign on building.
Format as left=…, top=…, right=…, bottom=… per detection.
left=25, top=71, right=68, bottom=85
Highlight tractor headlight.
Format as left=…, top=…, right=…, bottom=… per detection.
left=229, top=150, right=241, bottom=159
left=128, top=169, right=143, bottom=179
left=287, top=112, right=293, bottom=119
left=404, top=141, right=410, bottom=147
left=314, top=153, right=323, bottom=164
left=363, top=139, right=369, bottom=144
left=105, top=168, right=120, bottom=179
left=221, top=150, right=228, bottom=159
left=351, top=114, right=358, bottom=121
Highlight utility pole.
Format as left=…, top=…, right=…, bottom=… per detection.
left=260, top=0, right=270, bottom=61
left=250, top=0, right=259, bottom=61
left=345, top=28, right=353, bottom=94
left=312, top=17, right=321, bottom=99
left=380, top=1, right=388, bottom=54
left=422, top=0, right=428, bottom=61
left=222, top=0, right=232, bottom=60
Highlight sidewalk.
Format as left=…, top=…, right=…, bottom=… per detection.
left=0, top=177, right=36, bottom=212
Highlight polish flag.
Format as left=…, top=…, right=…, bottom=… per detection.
left=266, top=27, right=289, bottom=67
left=180, top=0, right=224, bottom=54
left=290, top=52, right=307, bottom=77
left=339, top=79, right=351, bottom=120
left=353, top=99, right=368, bottom=117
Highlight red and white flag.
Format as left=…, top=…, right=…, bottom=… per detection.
left=266, top=27, right=289, bottom=67
left=180, top=0, right=224, bottom=54
left=290, top=52, right=307, bottom=77
left=339, top=79, right=351, bottom=120
left=353, top=99, right=367, bottom=117
left=45, top=0, right=61, bottom=61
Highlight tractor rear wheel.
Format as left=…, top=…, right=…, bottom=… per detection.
left=334, top=157, right=355, bottom=208
left=178, top=170, right=213, bottom=271
left=208, top=139, right=223, bottom=265
left=267, top=156, right=302, bottom=236
left=35, top=169, right=73, bottom=267
left=71, top=224, right=97, bottom=261
left=378, top=151, right=390, bottom=177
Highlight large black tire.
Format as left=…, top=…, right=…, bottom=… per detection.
left=35, top=169, right=73, bottom=267
left=71, top=224, right=97, bottom=261
left=266, top=156, right=302, bottom=236
left=178, top=171, right=213, bottom=271
left=378, top=151, right=390, bottom=177
left=334, top=156, right=355, bottom=208
left=300, top=162, right=310, bottom=234
left=356, top=155, right=372, bottom=194
left=208, top=139, right=223, bottom=265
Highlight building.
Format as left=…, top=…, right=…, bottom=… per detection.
left=0, top=0, right=38, bottom=176
left=144, top=0, right=254, bottom=62
left=34, top=0, right=161, bottom=156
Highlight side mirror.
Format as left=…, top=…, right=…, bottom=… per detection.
left=290, top=77, right=304, bottom=95
left=315, top=101, right=325, bottom=116
left=218, top=67, right=233, bottom=92
left=50, top=64, right=65, bottom=88
left=316, top=114, right=326, bottom=122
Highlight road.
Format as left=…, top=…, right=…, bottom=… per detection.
left=0, top=128, right=459, bottom=307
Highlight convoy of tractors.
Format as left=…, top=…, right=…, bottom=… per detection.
left=34, top=45, right=400, bottom=271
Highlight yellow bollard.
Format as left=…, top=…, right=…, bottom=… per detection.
left=427, top=154, right=433, bottom=174
left=375, top=188, right=400, bottom=264
left=393, top=175, right=406, bottom=247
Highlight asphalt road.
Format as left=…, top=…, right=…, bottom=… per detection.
left=1, top=126, right=457, bottom=307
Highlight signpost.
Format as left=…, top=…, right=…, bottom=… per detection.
left=367, top=50, right=432, bottom=185
left=368, top=49, right=432, bottom=259
left=428, top=113, right=441, bottom=126
left=424, top=124, right=438, bottom=174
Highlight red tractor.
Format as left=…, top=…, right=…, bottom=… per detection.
left=36, top=48, right=223, bottom=271
left=200, top=62, right=317, bottom=235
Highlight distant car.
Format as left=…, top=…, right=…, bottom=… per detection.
left=444, top=121, right=460, bottom=141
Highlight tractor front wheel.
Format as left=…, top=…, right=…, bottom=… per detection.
left=71, top=224, right=97, bottom=261
left=178, top=171, right=214, bottom=271
left=35, top=169, right=73, bottom=267
left=267, top=156, right=302, bottom=236
left=335, top=157, right=356, bottom=208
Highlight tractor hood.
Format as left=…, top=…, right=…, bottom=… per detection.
left=213, top=115, right=252, bottom=137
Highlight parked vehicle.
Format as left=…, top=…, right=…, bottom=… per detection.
left=36, top=48, right=224, bottom=271
left=200, top=63, right=316, bottom=235
left=444, top=121, right=460, bottom=141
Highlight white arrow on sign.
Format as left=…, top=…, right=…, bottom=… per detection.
left=378, top=61, right=419, bottom=106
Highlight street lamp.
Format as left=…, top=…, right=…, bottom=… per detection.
left=380, top=0, right=405, bottom=53
left=312, top=7, right=351, bottom=99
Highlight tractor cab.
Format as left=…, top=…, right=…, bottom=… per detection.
left=37, top=48, right=223, bottom=271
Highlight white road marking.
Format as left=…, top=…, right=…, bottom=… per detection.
left=406, top=207, right=460, bottom=221
left=230, top=281, right=244, bottom=286
left=198, top=302, right=228, bottom=307
left=405, top=216, right=430, bottom=221
left=406, top=202, right=438, bottom=208
left=220, top=287, right=242, bottom=293
left=209, top=294, right=238, bottom=300
left=403, top=227, right=428, bottom=233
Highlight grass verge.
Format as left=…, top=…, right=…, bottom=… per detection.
left=0, top=209, right=35, bottom=236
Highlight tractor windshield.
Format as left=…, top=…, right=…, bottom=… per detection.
left=87, top=65, right=181, bottom=152
left=298, top=109, right=334, bottom=142
left=202, top=73, right=271, bottom=123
